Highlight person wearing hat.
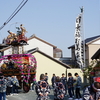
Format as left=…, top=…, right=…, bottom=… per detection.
left=0, top=73, right=7, bottom=100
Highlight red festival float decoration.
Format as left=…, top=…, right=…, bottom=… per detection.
left=0, top=24, right=37, bottom=92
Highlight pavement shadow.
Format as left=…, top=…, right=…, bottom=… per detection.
left=48, top=94, right=54, bottom=100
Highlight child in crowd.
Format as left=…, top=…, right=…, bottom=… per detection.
left=35, top=74, right=50, bottom=100
left=54, top=76, right=65, bottom=100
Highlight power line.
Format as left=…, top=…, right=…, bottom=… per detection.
left=6, top=0, right=25, bottom=24
left=0, top=0, right=28, bottom=30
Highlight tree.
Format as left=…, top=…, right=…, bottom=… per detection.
left=83, top=60, right=97, bottom=84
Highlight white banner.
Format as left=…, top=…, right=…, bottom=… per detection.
left=75, top=14, right=84, bottom=68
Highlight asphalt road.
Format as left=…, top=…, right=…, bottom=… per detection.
left=6, top=89, right=68, bottom=100
left=6, top=89, right=83, bottom=100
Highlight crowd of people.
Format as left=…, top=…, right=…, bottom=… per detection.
left=0, top=72, right=82, bottom=100
left=30, top=72, right=100, bottom=100
left=35, top=72, right=82, bottom=100
left=0, top=73, right=19, bottom=100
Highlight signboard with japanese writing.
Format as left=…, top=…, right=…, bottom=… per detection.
left=75, top=14, right=84, bottom=68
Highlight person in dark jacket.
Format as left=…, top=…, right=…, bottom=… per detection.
left=11, top=76, right=19, bottom=95
left=0, top=73, right=7, bottom=100
left=74, top=73, right=82, bottom=100
left=51, top=74, right=56, bottom=88
left=67, top=73, right=74, bottom=98
left=6, top=76, right=13, bottom=96
left=44, top=73, right=48, bottom=83
left=60, top=73, right=67, bottom=95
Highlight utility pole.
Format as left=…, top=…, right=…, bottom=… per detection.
left=81, top=7, right=86, bottom=68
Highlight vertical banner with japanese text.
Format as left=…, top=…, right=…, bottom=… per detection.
left=75, top=13, right=84, bottom=69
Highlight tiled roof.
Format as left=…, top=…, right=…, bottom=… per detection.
left=85, top=35, right=100, bottom=44
left=68, top=35, right=100, bottom=49
left=0, top=46, right=11, bottom=52
left=28, top=34, right=57, bottom=48
left=27, top=48, right=71, bottom=69
left=0, top=44, right=8, bottom=49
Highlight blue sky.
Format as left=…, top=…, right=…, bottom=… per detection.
left=0, top=0, right=100, bottom=57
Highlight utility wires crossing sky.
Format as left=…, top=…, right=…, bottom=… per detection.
left=0, top=0, right=28, bottom=31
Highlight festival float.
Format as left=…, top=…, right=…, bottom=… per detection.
left=0, top=24, right=37, bottom=92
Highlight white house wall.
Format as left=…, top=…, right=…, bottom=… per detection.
left=87, top=40, right=100, bottom=63
left=24, top=38, right=53, bottom=57
left=92, top=39, right=100, bottom=44
left=32, top=52, right=67, bottom=85
left=4, top=48, right=12, bottom=55
left=88, top=44, right=100, bottom=63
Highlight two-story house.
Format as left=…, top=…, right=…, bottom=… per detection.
left=1, top=34, right=62, bottom=58
left=25, top=34, right=63, bottom=58
left=68, top=35, right=100, bottom=67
